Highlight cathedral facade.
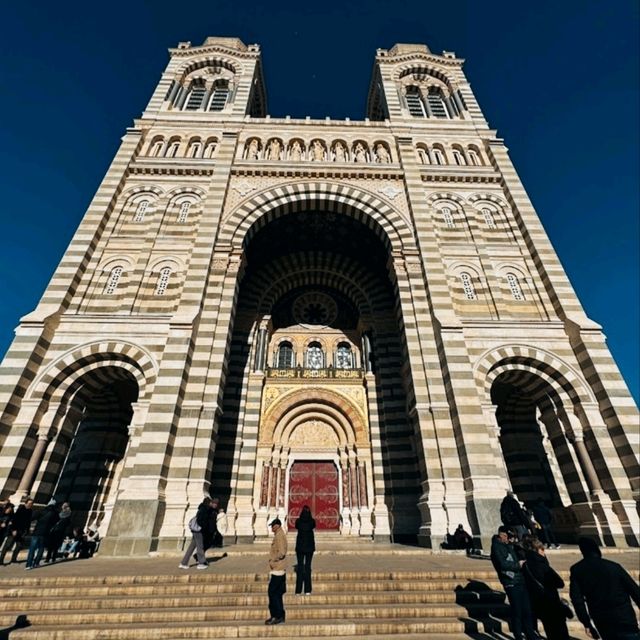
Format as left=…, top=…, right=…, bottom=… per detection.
left=0, top=37, right=637, bottom=555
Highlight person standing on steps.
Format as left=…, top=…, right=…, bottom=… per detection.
left=265, top=518, right=288, bottom=626
left=490, top=526, right=539, bottom=640
left=179, top=497, right=212, bottom=570
left=570, top=537, right=640, bottom=640
left=295, top=505, right=316, bottom=596
left=0, top=498, right=33, bottom=565
left=522, top=538, right=570, bottom=640
left=26, top=499, right=59, bottom=569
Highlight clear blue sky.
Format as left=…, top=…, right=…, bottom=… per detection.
left=1, top=1, right=638, bottom=402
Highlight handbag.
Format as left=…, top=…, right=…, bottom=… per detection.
left=524, top=563, right=574, bottom=619
left=188, top=515, right=201, bottom=533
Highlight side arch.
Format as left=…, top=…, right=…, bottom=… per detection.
left=474, top=344, right=596, bottom=406
left=28, top=341, right=158, bottom=405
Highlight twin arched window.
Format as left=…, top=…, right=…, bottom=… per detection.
left=482, top=207, right=497, bottom=229
left=184, top=83, right=229, bottom=112
left=406, top=86, right=454, bottom=119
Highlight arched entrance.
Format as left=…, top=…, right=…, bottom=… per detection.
left=35, top=366, right=139, bottom=532
left=211, top=201, right=424, bottom=541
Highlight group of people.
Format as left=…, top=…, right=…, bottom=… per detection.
left=500, top=491, right=560, bottom=548
left=491, top=491, right=639, bottom=640
left=0, top=497, right=100, bottom=568
left=178, top=497, right=228, bottom=569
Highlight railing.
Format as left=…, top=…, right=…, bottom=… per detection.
left=265, top=366, right=364, bottom=380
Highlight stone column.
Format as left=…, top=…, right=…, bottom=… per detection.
left=535, top=407, right=572, bottom=506
left=364, top=372, right=391, bottom=542
left=15, top=434, right=50, bottom=498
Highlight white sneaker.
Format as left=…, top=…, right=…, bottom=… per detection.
left=196, top=564, right=208, bottom=570
left=178, top=564, right=189, bottom=569
left=304, top=593, right=311, bottom=596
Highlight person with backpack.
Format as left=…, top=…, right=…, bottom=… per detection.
left=179, top=497, right=212, bottom=570
left=500, top=491, right=531, bottom=541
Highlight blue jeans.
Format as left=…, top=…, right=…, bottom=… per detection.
left=26, top=535, right=45, bottom=568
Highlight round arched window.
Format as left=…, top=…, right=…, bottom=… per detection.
left=335, top=343, right=353, bottom=369
left=306, top=342, right=324, bottom=369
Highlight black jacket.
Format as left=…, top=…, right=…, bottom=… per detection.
left=532, top=503, right=552, bottom=526
left=523, top=550, right=564, bottom=616
left=33, top=505, right=59, bottom=536
left=500, top=495, right=529, bottom=528
left=10, top=505, right=33, bottom=534
left=195, top=502, right=213, bottom=535
left=490, top=535, right=524, bottom=587
left=295, top=515, right=316, bottom=553
left=570, top=555, right=640, bottom=633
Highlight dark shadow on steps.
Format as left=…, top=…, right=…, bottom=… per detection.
left=0, top=615, right=31, bottom=639
left=454, top=580, right=513, bottom=638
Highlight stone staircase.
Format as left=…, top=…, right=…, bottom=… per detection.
left=0, top=567, right=606, bottom=639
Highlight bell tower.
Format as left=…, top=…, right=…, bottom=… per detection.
left=366, top=43, right=487, bottom=128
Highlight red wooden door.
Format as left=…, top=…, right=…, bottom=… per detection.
left=288, top=461, right=340, bottom=530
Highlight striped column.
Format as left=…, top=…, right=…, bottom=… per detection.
left=397, top=135, right=509, bottom=546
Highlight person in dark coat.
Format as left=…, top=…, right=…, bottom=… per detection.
left=570, top=537, right=640, bottom=640
left=500, top=491, right=531, bottom=540
left=26, top=500, right=59, bottom=569
left=294, top=505, right=316, bottom=595
left=0, top=498, right=33, bottom=565
left=179, top=497, right=212, bottom=569
left=44, top=502, right=72, bottom=563
left=203, top=498, right=219, bottom=551
left=523, top=538, right=569, bottom=640
left=532, top=499, right=559, bottom=548
left=490, top=526, right=538, bottom=640
left=0, top=502, right=15, bottom=547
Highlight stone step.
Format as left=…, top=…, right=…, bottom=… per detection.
left=0, top=579, right=505, bottom=598
left=0, top=589, right=506, bottom=611
left=0, top=603, right=484, bottom=627
left=0, top=569, right=500, bottom=586
left=10, top=617, right=470, bottom=639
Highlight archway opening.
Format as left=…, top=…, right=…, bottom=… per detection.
left=211, top=205, right=423, bottom=540
left=40, top=367, right=139, bottom=531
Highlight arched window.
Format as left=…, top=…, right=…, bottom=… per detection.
left=150, top=140, right=164, bottom=157
left=406, top=86, right=426, bottom=117
left=468, top=149, right=481, bottom=166
left=209, top=85, right=229, bottom=111
left=417, top=147, right=429, bottom=164
left=166, top=140, right=180, bottom=158
left=178, top=202, right=191, bottom=223
left=460, top=272, right=476, bottom=300
left=184, top=83, right=207, bottom=110
left=506, top=273, right=525, bottom=301
left=452, top=149, right=466, bottom=166
left=104, top=266, right=123, bottom=295
left=442, top=206, right=455, bottom=228
left=188, top=141, right=202, bottom=158
left=155, top=267, right=171, bottom=296
left=426, top=88, right=449, bottom=118
left=275, top=341, right=294, bottom=369
left=203, top=140, right=217, bottom=158
left=133, top=200, right=149, bottom=222
left=306, top=342, right=324, bottom=369
left=335, top=343, right=354, bottom=369
left=482, top=208, right=497, bottom=229
left=432, top=147, right=445, bottom=165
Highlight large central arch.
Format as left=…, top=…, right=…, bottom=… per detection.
left=211, top=182, right=431, bottom=542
